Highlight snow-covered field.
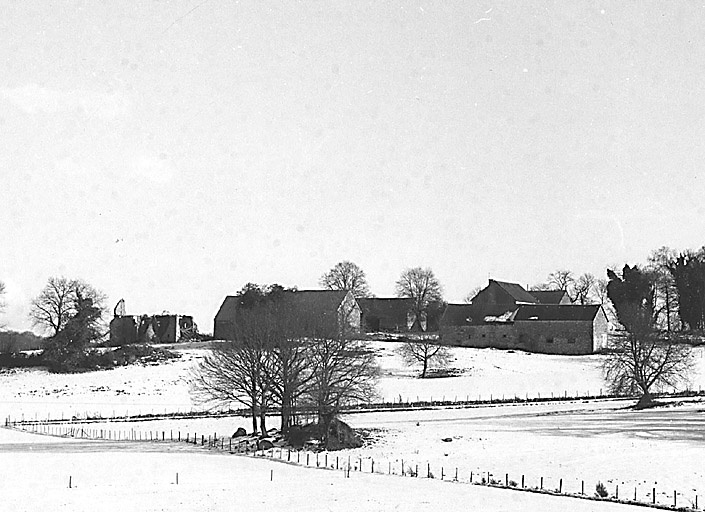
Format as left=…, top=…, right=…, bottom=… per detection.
left=0, top=427, right=647, bottom=512
left=4, top=341, right=703, bottom=420
left=2, top=342, right=705, bottom=510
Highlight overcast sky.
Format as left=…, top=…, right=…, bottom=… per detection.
left=2, top=1, right=704, bottom=333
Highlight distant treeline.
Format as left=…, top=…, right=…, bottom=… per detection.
left=0, top=330, right=45, bottom=353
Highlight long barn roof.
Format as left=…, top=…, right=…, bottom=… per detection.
left=513, top=304, right=602, bottom=321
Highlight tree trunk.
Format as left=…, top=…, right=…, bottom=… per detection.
left=635, top=391, right=655, bottom=409
left=280, top=393, right=290, bottom=435
left=260, top=410, right=267, bottom=436
left=421, top=357, right=428, bottom=378
left=251, top=405, right=258, bottom=434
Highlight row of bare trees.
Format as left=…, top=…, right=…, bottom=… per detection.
left=190, top=284, right=378, bottom=447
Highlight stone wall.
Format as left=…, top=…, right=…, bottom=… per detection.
left=441, top=318, right=601, bottom=355
left=513, top=319, right=595, bottom=355
left=440, top=323, right=518, bottom=349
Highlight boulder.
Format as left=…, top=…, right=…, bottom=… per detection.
left=258, top=439, right=274, bottom=450
left=231, top=427, right=247, bottom=438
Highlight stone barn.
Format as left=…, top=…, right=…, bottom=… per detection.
left=512, top=304, right=609, bottom=355
left=213, top=290, right=361, bottom=341
left=439, top=279, right=609, bottom=355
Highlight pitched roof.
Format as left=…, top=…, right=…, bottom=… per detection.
left=285, top=290, right=350, bottom=315
left=358, top=297, right=413, bottom=319
left=529, top=290, right=570, bottom=304
left=512, top=304, right=602, bottom=322
left=215, top=290, right=351, bottom=323
left=214, top=296, right=239, bottom=322
left=441, top=303, right=474, bottom=326
left=492, top=280, right=538, bottom=304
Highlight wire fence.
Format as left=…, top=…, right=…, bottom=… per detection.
left=6, top=387, right=704, bottom=425
left=5, top=420, right=702, bottom=511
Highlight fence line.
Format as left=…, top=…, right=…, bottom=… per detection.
left=4, top=420, right=701, bottom=511
left=6, top=388, right=704, bottom=426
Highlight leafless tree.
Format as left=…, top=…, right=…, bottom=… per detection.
left=602, top=311, right=694, bottom=408
left=547, top=270, right=575, bottom=294
left=29, top=277, right=106, bottom=336
left=462, top=285, right=483, bottom=304
left=395, top=267, right=443, bottom=331
left=602, top=265, right=694, bottom=408
left=305, top=325, right=379, bottom=448
left=647, top=246, right=680, bottom=332
left=397, top=338, right=452, bottom=378
left=595, top=277, right=617, bottom=324
left=190, top=305, right=275, bottom=434
left=319, top=261, right=370, bottom=298
left=191, top=286, right=378, bottom=444
left=573, top=273, right=596, bottom=305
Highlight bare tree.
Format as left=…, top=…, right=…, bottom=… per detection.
left=647, top=246, right=680, bottom=332
left=30, top=277, right=106, bottom=336
left=191, top=283, right=378, bottom=444
left=595, top=277, right=617, bottom=324
left=190, top=305, right=274, bottom=434
left=319, top=261, right=370, bottom=298
left=42, top=291, right=104, bottom=372
left=397, top=338, right=452, bottom=378
left=602, top=317, right=693, bottom=408
left=602, top=265, right=694, bottom=408
left=305, top=327, right=379, bottom=448
left=573, top=273, right=596, bottom=305
left=462, top=285, right=483, bottom=304
left=547, top=270, right=575, bottom=294
left=395, top=267, right=444, bottom=331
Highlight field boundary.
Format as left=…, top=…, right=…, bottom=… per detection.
left=5, top=388, right=704, bottom=426
left=3, top=421, right=701, bottom=512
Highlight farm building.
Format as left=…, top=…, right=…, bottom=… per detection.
left=528, top=290, right=572, bottom=305
left=358, top=298, right=446, bottom=333
left=358, top=298, right=415, bottom=332
left=440, top=280, right=609, bottom=355
left=109, top=313, right=195, bottom=345
left=213, top=289, right=361, bottom=340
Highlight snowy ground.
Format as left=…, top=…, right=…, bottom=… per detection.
left=0, top=427, right=659, bottom=512
left=2, top=342, right=705, bottom=510
left=63, top=396, right=705, bottom=509
left=3, top=342, right=703, bottom=420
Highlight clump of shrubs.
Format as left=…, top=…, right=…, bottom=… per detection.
left=595, top=482, right=609, bottom=498
left=43, top=344, right=181, bottom=373
left=86, top=344, right=181, bottom=370
left=0, top=352, right=44, bottom=369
